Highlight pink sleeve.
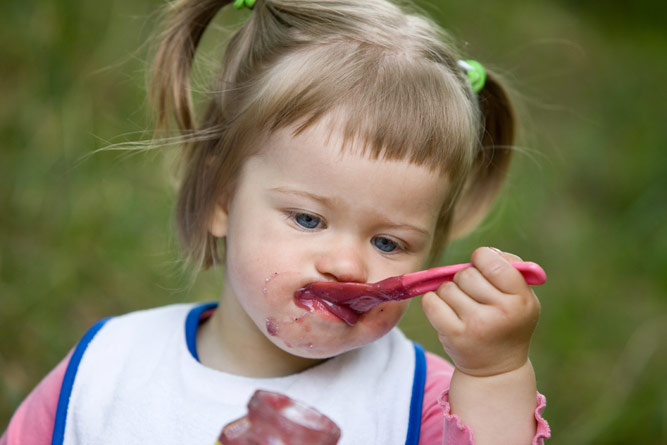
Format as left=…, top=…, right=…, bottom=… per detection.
left=419, top=352, right=551, bottom=445
left=0, top=350, right=73, bottom=445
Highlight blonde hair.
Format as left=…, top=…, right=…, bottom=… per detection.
left=151, top=0, right=516, bottom=269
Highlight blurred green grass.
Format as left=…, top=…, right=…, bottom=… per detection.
left=1, top=0, right=665, bottom=442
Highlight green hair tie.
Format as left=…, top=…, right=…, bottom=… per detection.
left=457, top=59, right=486, bottom=93
left=234, top=0, right=256, bottom=10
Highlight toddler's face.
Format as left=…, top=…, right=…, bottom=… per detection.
left=214, top=120, right=449, bottom=359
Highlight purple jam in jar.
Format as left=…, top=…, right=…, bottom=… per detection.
left=218, top=390, right=341, bottom=444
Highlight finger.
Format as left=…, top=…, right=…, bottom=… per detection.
left=471, top=247, right=528, bottom=294
left=499, top=250, right=522, bottom=263
left=434, top=280, right=483, bottom=319
left=453, top=265, right=502, bottom=305
left=421, top=291, right=463, bottom=331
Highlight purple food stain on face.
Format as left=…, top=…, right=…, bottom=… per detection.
left=265, top=317, right=279, bottom=336
left=262, top=272, right=279, bottom=296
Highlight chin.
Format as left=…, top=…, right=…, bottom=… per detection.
left=259, top=301, right=408, bottom=361
left=278, top=321, right=397, bottom=360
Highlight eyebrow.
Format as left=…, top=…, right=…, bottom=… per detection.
left=269, top=187, right=334, bottom=207
left=270, top=187, right=431, bottom=237
left=380, top=221, right=431, bottom=238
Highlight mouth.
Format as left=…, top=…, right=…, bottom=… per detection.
left=294, top=288, right=361, bottom=326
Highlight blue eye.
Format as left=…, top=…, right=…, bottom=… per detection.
left=372, top=236, right=398, bottom=253
left=294, top=212, right=321, bottom=229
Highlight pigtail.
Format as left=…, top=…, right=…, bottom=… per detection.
left=150, top=0, right=236, bottom=270
left=448, top=71, right=516, bottom=240
left=151, top=0, right=232, bottom=134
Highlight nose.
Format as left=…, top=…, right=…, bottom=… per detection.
left=314, top=238, right=369, bottom=283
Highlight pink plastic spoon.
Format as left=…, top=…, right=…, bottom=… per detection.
left=294, top=261, right=546, bottom=325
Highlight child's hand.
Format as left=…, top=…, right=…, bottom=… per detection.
left=421, top=247, right=541, bottom=377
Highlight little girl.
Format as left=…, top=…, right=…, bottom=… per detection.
left=2, top=0, right=551, bottom=443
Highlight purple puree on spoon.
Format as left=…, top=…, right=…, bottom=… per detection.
left=294, top=290, right=366, bottom=325
left=294, top=276, right=413, bottom=326
left=294, top=261, right=547, bottom=326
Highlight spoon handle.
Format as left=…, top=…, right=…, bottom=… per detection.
left=404, top=261, right=546, bottom=297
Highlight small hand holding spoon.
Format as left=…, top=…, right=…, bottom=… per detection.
left=295, top=261, right=546, bottom=325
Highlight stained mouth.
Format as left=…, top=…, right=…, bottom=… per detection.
left=294, top=288, right=361, bottom=326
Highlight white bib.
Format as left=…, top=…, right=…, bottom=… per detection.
left=53, top=304, right=424, bottom=445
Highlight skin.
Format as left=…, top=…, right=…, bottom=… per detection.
left=197, top=119, right=540, bottom=443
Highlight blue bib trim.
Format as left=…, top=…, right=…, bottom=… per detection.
left=52, top=317, right=111, bottom=445
left=406, top=342, right=426, bottom=445
left=184, top=302, right=218, bottom=362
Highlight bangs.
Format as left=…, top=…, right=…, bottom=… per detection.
left=239, top=41, right=480, bottom=177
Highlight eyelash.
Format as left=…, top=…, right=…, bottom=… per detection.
left=372, top=235, right=407, bottom=254
left=286, top=211, right=326, bottom=230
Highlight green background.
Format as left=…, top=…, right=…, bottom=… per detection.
left=1, top=0, right=665, bottom=442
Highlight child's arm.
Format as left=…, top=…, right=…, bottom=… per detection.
left=421, top=247, right=545, bottom=444
left=1, top=351, right=72, bottom=445
left=419, top=352, right=549, bottom=444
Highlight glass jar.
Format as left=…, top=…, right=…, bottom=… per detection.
left=218, top=390, right=341, bottom=445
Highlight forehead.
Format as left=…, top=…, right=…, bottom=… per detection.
left=249, top=121, right=449, bottom=224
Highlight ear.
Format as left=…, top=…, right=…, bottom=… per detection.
left=209, top=195, right=229, bottom=238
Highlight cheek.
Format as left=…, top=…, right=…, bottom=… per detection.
left=224, top=239, right=274, bottom=318
left=229, top=255, right=303, bottom=320
left=227, top=218, right=299, bottom=274
left=225, top=217, right=285, bottom=283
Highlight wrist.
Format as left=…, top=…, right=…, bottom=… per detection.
left=455, top=356, right=531, bottom=379
left=451, top=359, right=536, bottom=399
